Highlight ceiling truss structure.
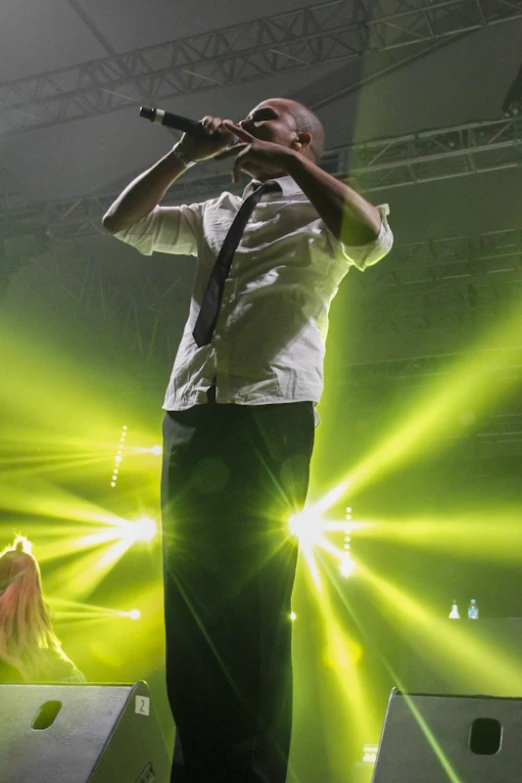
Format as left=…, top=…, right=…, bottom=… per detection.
left=11, top=225, right=521, bottom=354
left=356, top=226, right=522, bottom=332
left=341, top=116, right=522, bottom=189
left=14, top=249, right=190, bottom=370
left=73, top=255, right=188, bottom=365
left=338, top=351, right=522, bottom=458
left=1, top=116, right=521, bottom=239
left=340, top=345, right=522, bottom=381
left=20, top=248, right=522, bottom=457
left=0, top=0, right=521, bottom=134
left=9, top=225, right=521, bottom=456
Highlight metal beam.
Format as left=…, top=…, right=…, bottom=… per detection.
left=333, top=352, right=522, bottom=455
left=18, top=225, right=522, bottom=359
left=343, top=116, right=522, bottom=190
left=13, top=225, right=522, bottom=461
left=353, top=225, right=522, bottom=333
left=1, top=0, right=521, bottom=133
left=362, top=227, right=522, bottom=291
left=22, top=249, right=190, bottom=368
left=1, top=116, right=519, bottom=239
left=339, top=346, right=522, bottom=386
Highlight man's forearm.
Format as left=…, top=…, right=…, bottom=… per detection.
left=102, top=150, right=189, bottom=234
left=285, top=152, right=381, bottom=246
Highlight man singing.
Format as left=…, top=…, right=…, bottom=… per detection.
left=103, top=97, right=393, bottom=783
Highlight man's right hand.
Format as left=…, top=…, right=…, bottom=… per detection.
left=176, top=116, right=238, bottom=162
left=102, top=115, right=237, bottom=234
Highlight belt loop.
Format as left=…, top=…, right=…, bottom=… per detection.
left=206, top=385, right=216, bottom=404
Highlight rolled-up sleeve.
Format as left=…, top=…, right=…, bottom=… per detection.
left=114, top=202, right=204, bottom=256
left=341, top=203, right=394, bottom=270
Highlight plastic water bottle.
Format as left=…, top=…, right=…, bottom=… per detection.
left=468, top=598, right=479, bottom=620
left=449, top=600, right=460, bottom=619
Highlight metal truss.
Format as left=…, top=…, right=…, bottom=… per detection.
left=355, top=226, right=522, bottom=332
left=14, top=225, right=521, bottom=362
left=471, top=412, right=522, bottom=459
left=14, top=230, right=522, bottom=456
left=334, top=350, right=522, bottom=456
left=1, top=0, right=521, bottom=133
left=340, top=345, right=522, bottom=385
left=74, top=258, right=188, bottom=366
left=0, top=165, right=32, bottom=218
left=2, top=116, right=521, bottom=240
left=342, top=116, right=522, bottom=191
left=19, top=249, right=190, bottom=369
left=68, top=219, right=520, bottom=343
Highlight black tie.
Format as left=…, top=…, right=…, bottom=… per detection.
left=192, top=182, right=270, bottom=347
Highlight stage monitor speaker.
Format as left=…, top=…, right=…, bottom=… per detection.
left=0, top=680, right=171, bottom=783
left=372, top=688, right=522, bottom=783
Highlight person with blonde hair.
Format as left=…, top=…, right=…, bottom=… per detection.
left=0, top=535, right=84, bottom=683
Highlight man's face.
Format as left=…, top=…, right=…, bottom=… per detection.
left=236, top=99, right=299, bottom=179
left=239, top=99, right=298, bottom=148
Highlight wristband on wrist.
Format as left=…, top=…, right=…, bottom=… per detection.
left=171, top=143, right=197, bottom=169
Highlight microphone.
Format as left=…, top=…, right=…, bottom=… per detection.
left=139, top=106, right=209, bottom=138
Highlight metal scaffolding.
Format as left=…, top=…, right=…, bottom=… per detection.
left=338, top=345, right=522, bottom=386
left=332, top=348, right=522, bottom=457
left=13, top=246, right=191, bottom=370
left=2, top=116, right=521, bottom=239
left=0, top=0, right=520, bottom=133
left=13, top=224, right=521, bottom=360
left=10, top=226, right=521, bottom=456
left=355, top=226, right=522, bottom=332
left=341, top=117, right=522, bottom=189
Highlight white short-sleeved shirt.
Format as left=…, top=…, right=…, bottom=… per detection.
left=114, top=175, right=393, bottom=410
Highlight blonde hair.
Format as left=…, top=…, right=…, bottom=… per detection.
left=0, top=536, right=69, bottom=681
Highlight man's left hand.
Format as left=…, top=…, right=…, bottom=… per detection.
left=214, top=122, right=293, bottom=182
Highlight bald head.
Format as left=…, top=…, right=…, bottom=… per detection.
left=259, top=98, right=325, bottom=162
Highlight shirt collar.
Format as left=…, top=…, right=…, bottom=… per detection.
left=241, top=175, right=302, bottom=200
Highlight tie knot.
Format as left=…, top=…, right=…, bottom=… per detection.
left=245, top=181, right=280, bottom=201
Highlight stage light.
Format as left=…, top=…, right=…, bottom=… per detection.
left=110, top=425, right=127, bottom=487
left=340, top=554, right=355, bottom=577
left=120, top=443, right=162, bottom=457
left=288, top=507, right=363, bottom=587
left=310, top=576, right=376, bottom=757
left=315, top=296, right=522, bottom=510
left=52, top=597, right=143, bottom=623
left=339, top=509, right=522, bottom=563
left=289, top=509, right=324, bottom=544
left=290, top=611, right=297, bottom=622
left=362, top=744, right=378, bottom=764
left=340, top=510, right=355, bottom=577
left=133, top=516, right=158, bottom=542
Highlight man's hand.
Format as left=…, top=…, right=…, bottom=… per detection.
left=214, top=122, right=294, bottom=182
left=176, top=116, right=238, bottom=162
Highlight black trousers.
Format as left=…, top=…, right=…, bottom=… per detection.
left=161, top=401, right=315, bottom=783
